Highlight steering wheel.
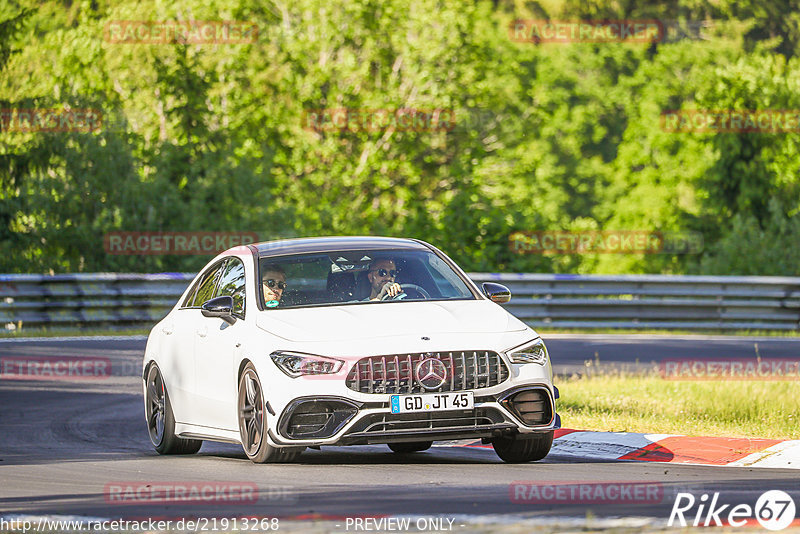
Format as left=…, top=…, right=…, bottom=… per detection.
left=381, top=283, right=431, bottom=300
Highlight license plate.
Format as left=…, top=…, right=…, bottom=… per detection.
left=390, top=392, right=474, bottom=414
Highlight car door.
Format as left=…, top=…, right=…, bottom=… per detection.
left=160, top=260, right=225, bottom=425
left=193, top=257, right=246, bottom=431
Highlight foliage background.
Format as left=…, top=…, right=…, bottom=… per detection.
left=1, top=0, right=799, bottom=274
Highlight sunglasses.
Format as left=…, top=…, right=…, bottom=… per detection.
left=371, top=268, right=399, bottom=277
left=264, top=279, right=287, bottom=290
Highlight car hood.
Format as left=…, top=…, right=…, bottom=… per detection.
left=255, top=299, right=528, bottom=343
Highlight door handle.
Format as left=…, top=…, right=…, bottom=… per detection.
left=197, top=328, right=207, bottom=338
left=162, top=325, right=173, bottom=335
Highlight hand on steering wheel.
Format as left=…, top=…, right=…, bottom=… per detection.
left=379, top=283, right=431, bottom=300
left=377, top=282, right=404, bottom=300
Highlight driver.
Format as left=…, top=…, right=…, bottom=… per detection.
left=262, top=265, right=287, bottom=306
left=367, top=259, right=402, bottom=300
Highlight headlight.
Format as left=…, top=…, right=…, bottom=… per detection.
left=270, top=351, right=344, bottom=378
left=507, top=339, right=549, bottom=365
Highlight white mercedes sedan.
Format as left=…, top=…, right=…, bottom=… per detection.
left=142, top=236, right=560, bottom=463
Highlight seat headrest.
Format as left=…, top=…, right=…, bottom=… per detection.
left=327, top=271, right=357, bottom=301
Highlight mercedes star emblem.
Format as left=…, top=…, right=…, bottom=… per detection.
left=415, top=358, right=448, bottom=390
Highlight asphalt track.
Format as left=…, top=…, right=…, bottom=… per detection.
left=0, top=336, right=799, bottom=528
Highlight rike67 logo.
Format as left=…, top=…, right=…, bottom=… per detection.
left=669, top=490, right=796, bottom=531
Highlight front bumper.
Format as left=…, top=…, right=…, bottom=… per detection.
left=267, top=385, right=560, bottom=448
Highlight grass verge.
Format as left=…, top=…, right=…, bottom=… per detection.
left=557, top=371, right=800, bottom=440
left=539, top=328, right=800, bottom=337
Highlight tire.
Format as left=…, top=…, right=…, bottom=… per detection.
left=238, top=363, right=302, bottom=463
left=144, top=364, right=202, bottom=455
left=492, top=431, right=553, bottom=463
left=388, top=441, right=433, bottom=454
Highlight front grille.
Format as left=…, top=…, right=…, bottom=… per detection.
left=345, top=351, right=510, bottom=394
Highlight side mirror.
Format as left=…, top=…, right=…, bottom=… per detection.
left=482, top=282, right=511, bottom=304
left=201, top=296, right=236, bottom=325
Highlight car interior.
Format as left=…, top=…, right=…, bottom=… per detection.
left=263, top=253, right=448, bottom=308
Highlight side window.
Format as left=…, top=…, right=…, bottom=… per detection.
left=182, top=283, right=198, bottom=307
left=215, top=257, right=246, bottom=316
left=188, top=261, right=226, bottom=307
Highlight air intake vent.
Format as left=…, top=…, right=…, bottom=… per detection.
left=281, top=399, right=358, bottom=439
left=502, top=389, right=553, bottom=426
left=344, top=407, right=508, bottom=435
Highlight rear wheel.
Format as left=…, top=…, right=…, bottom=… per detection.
left=144, top=364, right=202, bottom=455
left=388, top=441, right=433, bottom=453
left=492, top=431, right=553, bottom=463
left=238, top=363, right=302, bottom=463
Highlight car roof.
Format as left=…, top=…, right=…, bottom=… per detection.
left=253, top=236, right=430, bottom=257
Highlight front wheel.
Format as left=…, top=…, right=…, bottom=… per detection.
left=388, top=441, right=433, bottom=454
left=492, top=431, right=553, bottom=463
left=144, top=364, right=202, bottom=455
left=238, top=363, right=301, bottom=463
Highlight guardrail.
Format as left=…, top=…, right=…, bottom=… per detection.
left=1, top=273, right=799, bottom=331
left=0, top=273, right=192, bottom=330
left=472, top=273, right=800, bottom=330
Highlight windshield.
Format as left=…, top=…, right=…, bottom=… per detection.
left=257, top=249, right=475, bottom=309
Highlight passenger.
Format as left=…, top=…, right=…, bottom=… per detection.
left=262, top=266, right=287, bottom=307
left=366, top=259, right=403, bottom=300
